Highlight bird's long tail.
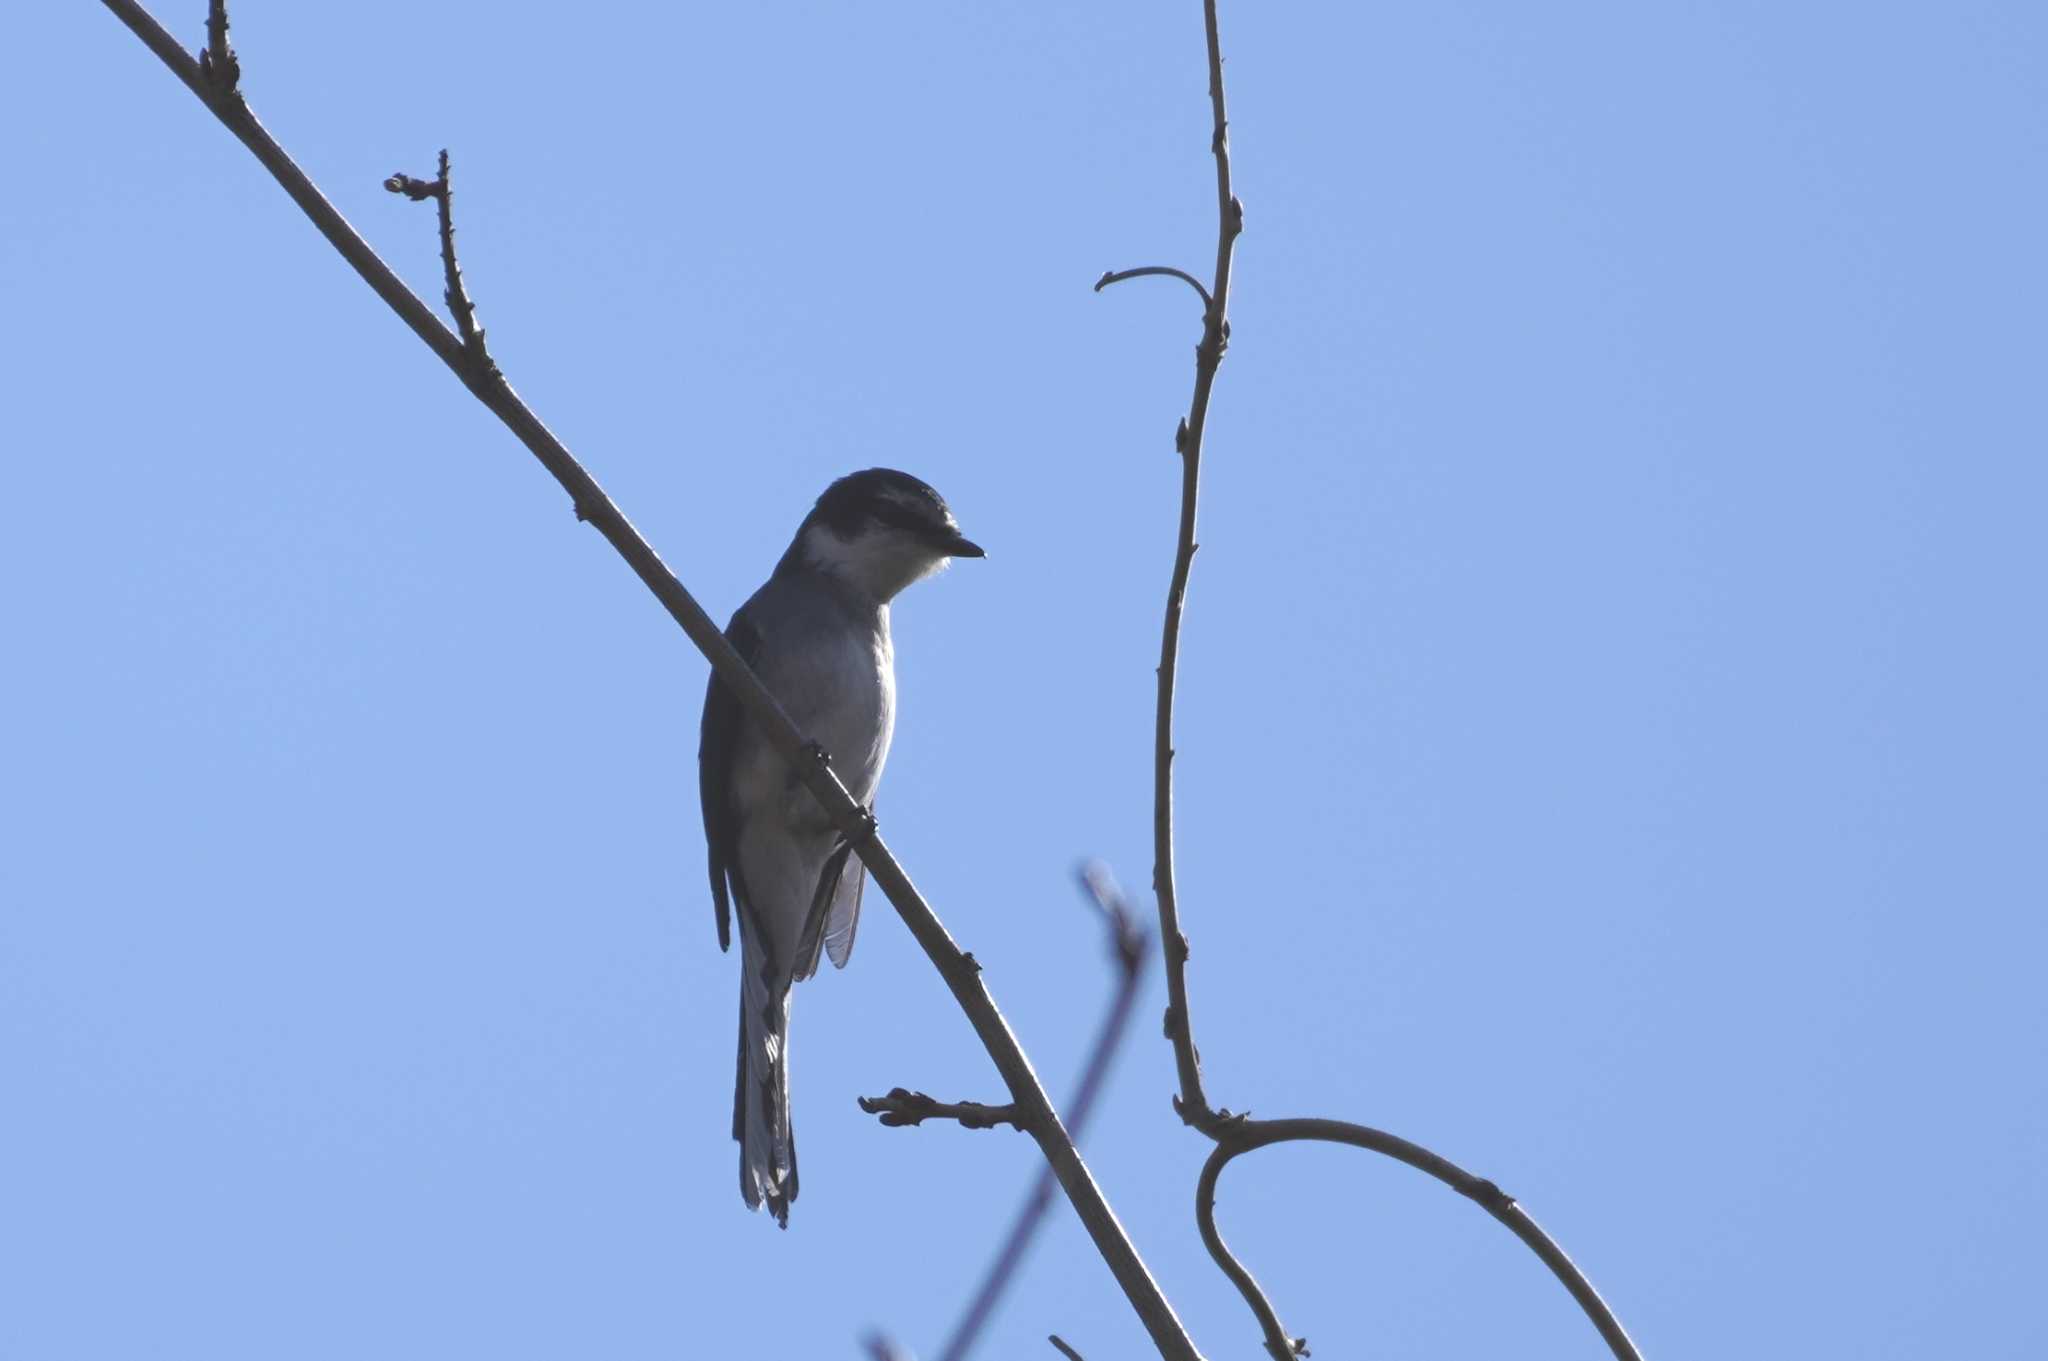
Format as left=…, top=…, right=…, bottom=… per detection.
left=734, top=938, right=797, bottom=1226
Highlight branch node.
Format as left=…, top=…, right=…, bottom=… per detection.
left=199, top=0, right=240, bottom=93
left=1174, top=418, right=1189, bottom=453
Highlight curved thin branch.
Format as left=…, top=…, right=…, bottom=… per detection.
left=1094, top=266, right=1212, bottom=311
left=1196, top=1120, right=1643, bottom=1361
left=1048, top=1337, right=1087, bottom=1361
left=95, top=5, right=1201, bottom=1358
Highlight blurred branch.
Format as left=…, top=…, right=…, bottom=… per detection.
left=865, top=1332, right=916, bottom=1361
left=95, top=3, right=1200, bottom=1357
left=863, top=868, right=1150, bottom=1361
left=1096, top=3, right=1643, bottom=1360
left=932, top=866, right=1150, bottom=1361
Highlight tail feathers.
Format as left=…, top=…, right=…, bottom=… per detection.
left=734, top=942, right=797, bottom=1226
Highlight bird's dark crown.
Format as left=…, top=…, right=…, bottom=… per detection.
left=805, top=468, right=957, bottom=541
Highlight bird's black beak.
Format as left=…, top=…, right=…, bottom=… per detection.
left=943, top=533, right=986, bottom=559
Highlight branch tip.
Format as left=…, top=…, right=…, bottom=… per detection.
left=1094, top=265, right=1213, bottom=310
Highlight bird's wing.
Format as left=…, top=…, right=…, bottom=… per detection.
left=791, top=829, right=870, bottom=979
left=822, top=839, right=866, bottom=970
left=700, top=608, right=764, bottom=952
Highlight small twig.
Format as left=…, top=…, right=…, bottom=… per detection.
left=857, top=1088, right=1027, bottom=1132
left=198, top=0, right=237, bottom=92
left=384, top=150, right=496, bottom=378
left=932, top=866, right=1151, bottom=1361
left=1048, top=1337, right=1086, bottom=1361
left=1094, top=266, right=1212, bottom=311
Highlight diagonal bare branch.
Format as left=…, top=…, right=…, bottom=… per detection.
left=94, top=4, right=1201, bottom=1357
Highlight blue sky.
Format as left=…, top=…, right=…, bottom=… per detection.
left=5, top=2, right=2046, bottom=1357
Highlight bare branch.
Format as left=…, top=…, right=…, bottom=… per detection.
left=1106, top=0, right=1246, bottom=1140
left=384, top=149, right=496, bottom=377
left=95, top=4, right=1200, bottom=1356
left=1094, top=267, right=1212, bottom=311
left=1048, top=1337, right=1087, bottom=1361
left=933, top=866, right=1151, bottom=1361
left=1098, top=4, right=1643, bottom=1359
left=1196, top=1119, right=1642, bottom=1361
left=857, top=1089, right=1027, bottom=1132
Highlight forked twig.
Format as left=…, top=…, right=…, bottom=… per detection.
left=385, top=150, right=495, bottom=377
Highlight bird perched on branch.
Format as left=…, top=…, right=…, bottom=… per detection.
left=699, top=468, right=984, bottom=1226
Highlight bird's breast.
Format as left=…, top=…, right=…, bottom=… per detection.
left=781, top=623, right=894, bottom=810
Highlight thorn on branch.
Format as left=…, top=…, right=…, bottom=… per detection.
left=199, top=0, right=240, bottom=93
left=857, top=1088, right=1027, bottom=1131
left=1174, top=418, right=1189, bottom=453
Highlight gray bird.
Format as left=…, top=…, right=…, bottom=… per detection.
left=699, top=468, right=983, bottom=1225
